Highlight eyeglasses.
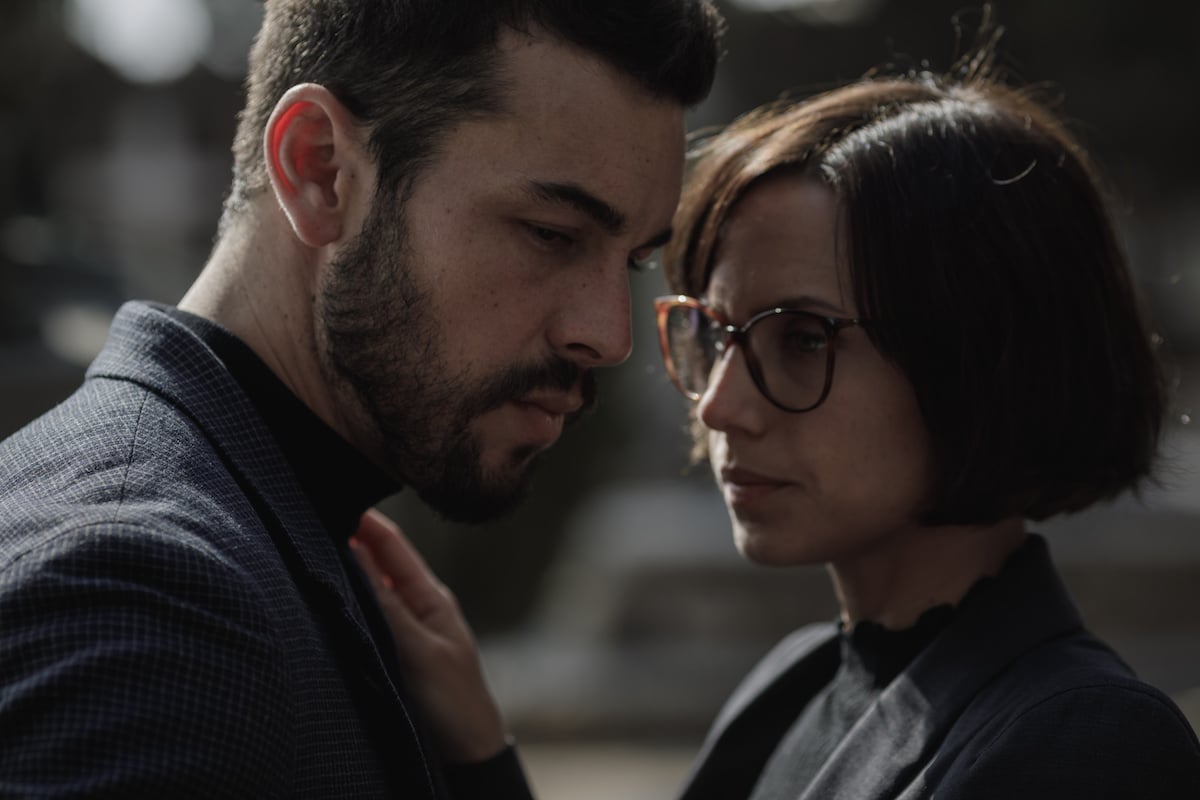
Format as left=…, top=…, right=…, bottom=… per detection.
left=654, top=295, right=868, bottom=413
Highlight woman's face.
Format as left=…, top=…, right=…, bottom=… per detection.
left=699, top=176, right=935, bottom=568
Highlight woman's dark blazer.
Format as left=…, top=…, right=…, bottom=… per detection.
left=677, top=536, right=1200, bottom=799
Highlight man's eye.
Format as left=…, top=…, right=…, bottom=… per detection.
left=527, top=224, right=572, bottom=246
left=627, top=250, right=658, bottom=273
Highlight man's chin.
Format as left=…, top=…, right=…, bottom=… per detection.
left=414, top=448, right=539, bottom=524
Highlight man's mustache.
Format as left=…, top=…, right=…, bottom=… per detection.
left=472, top=356, right=597, bottom=423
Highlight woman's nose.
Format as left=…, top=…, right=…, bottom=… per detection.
left=696, top=345, right=767, bottom=436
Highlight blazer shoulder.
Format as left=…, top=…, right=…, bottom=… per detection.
left=1, top=375, right=256, bottom=554
left=939, top=653, right=1200, bottom=798
left=0, top=518, right=299, bottom=796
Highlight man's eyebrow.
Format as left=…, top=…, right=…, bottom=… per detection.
left=526, top=180, right=627, bottom=236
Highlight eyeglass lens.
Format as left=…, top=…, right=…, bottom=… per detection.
left=665, top=305, right=831, bottom=410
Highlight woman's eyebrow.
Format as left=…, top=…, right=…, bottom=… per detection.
left=767, top=294, right=851, bottom=316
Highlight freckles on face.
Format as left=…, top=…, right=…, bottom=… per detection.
left=699, top=176, right=935, bottom=567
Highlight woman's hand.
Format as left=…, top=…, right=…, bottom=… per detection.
left=351, top=508, right=509, bottom=763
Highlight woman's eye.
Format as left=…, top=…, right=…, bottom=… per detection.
left=778, top=319, right=829, bottom=356
left=787, top=332, right=827, bottom=353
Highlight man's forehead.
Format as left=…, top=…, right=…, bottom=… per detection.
left=493, top=27, right=685, bottom=123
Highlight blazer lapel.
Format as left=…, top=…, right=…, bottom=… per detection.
left=88, top=302, right=435, bottom=792
left=679, top=624, right=840, bottom=800
left=800, top=536, right=1083, bottom=799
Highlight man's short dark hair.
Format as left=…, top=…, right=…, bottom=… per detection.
left=225, top=0, right=725, bottom=224
left=666, top=60, right=1164, bottom=526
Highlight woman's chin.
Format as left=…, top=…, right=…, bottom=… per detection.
left=733, top=524, right=818, bottom=567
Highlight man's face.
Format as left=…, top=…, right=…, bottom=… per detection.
left=315, top=32, right=686, bottom=522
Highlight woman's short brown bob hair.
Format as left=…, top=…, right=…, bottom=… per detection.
left=664, top=60, right=1165, bottom=526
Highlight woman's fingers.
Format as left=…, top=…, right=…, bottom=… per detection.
left=351, top=509, right=510, bottom=763
left=353, top=508, right=448, bottom=621
left=349, top=532, right=423, bottom=642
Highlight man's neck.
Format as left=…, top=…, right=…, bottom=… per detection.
left=179, top=210, right=352, bottom=449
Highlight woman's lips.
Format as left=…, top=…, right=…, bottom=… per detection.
left=720, top=466, right=790, bottom=507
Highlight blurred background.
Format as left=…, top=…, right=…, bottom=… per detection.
left=2, top=1, right=1198, bottom=796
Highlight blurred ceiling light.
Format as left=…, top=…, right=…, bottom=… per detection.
left=65, top=0, right=213, bottom=85
left=727, top=0, right=885, bottom=25
left=201, top=0, right=263, bottom=80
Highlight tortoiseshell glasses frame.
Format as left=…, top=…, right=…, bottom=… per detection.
left=654, top=294, right=869, bottom=413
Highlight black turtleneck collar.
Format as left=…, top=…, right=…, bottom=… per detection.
left=839, top=602, right=956, bottom=688
left=837, top=565, right=999, bottom=689
left=161, top=306, right=397, bottom=540
left=750, top=566, right=1001, bottom=800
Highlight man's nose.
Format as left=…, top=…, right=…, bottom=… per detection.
left=550, top=264, right=633, bottom=368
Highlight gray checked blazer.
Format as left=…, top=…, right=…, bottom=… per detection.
left=0, top=302, right=442, bottom=797
left=676, top=536, right=1200, bottom=800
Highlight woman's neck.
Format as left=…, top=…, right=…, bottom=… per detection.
left=829, top=518, right=1027, bottom=631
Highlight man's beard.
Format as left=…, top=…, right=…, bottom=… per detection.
left=315, top=191, right=594, bottom=523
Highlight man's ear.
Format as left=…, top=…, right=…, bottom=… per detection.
left=264, top=83, right=370, bottom=247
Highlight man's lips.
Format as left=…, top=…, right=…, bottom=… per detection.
left=517, top=392, right=583, bottom=417
left=497, top=392, right=583, bottom=452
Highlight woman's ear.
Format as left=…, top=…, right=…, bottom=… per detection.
left=264, top=83, right=370, bottom=247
